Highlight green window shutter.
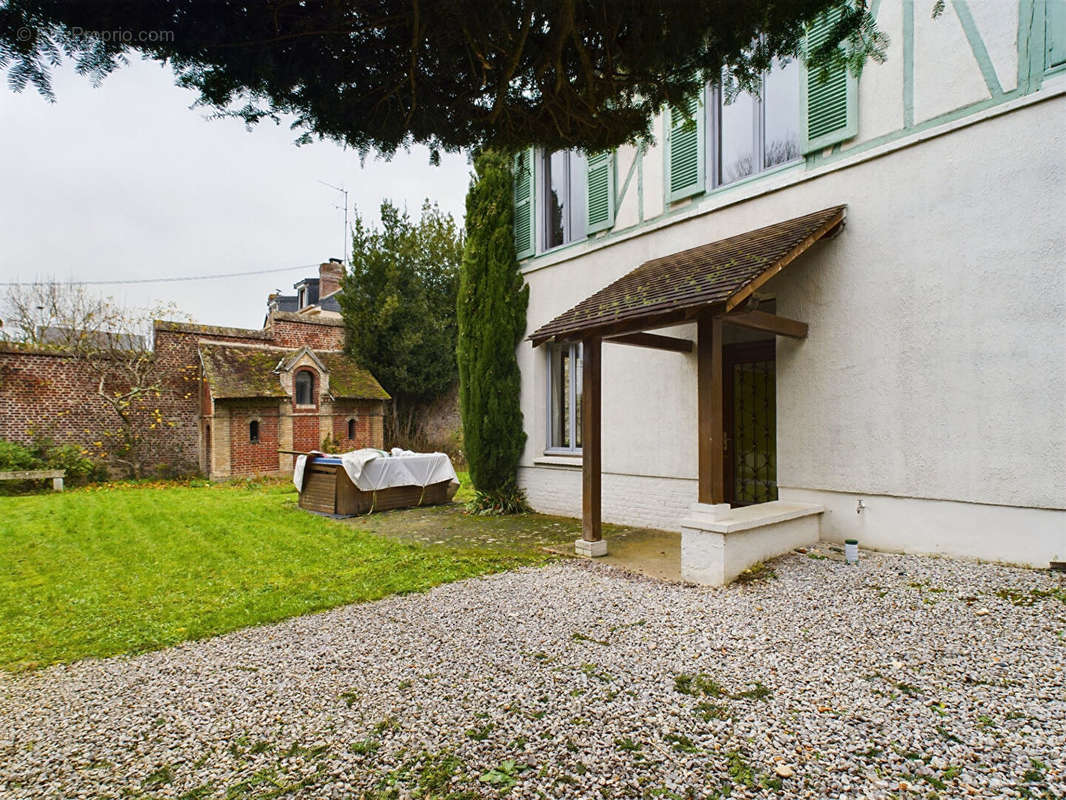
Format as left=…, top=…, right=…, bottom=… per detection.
left=666, top=92, right=705, bottom=202
left=586, top=150, right=615, bottom=234
left=513, top=148, right=535, bottom=259
left=1048, top=0, right=1066, bottom=69
left=802, top=10, right=858, bottom=152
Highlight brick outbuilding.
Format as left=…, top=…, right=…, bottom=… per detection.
left=0, top=263, right=389, bottom=479
left=197, top=339, right=388, bottom=480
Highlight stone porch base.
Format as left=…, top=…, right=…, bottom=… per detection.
left=680, top=501, right=824, bottom=586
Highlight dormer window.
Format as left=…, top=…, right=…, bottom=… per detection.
left=297, top=286, right=307, bottom=309
left=294, top=370, right=315, bottom=405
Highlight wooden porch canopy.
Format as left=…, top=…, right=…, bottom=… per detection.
left=527, top=205, right=846, bottom=544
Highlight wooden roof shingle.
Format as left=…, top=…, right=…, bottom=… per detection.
left=529, top=205, right=845, bottom=345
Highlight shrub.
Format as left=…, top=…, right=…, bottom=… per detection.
left=466, top=484, right=530, bottom=516
left=456, top=149, right=529, bottom=510
left=0, top=438, right=106, bottom=490
left=0, top=440, right=40, bottom=471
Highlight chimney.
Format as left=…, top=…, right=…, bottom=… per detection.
left=320, top=259, right=344, bottom=298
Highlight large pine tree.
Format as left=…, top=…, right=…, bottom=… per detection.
left=457, top=150, right=529, bottom=511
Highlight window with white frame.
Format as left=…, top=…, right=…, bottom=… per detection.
left=541, top=150, right=587, bottom=250
left=546, top=342, right=582, bottom=453
left=714, top=59, right=801, bottom=186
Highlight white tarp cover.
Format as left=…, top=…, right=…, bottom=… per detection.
left=294, top=448, right=458, bottom=493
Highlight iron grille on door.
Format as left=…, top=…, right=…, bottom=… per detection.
left=727, top=350, right=777, bottom=506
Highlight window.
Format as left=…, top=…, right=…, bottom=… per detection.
left=294, top=370, right=314, bottom=405
left=347, top=418, right=356, bottom=440
left=546, top=342, right=582, bottom=453
left=667, top=58, right=809, bottom=199
left=714, top=60, right=801, bottom=187
left=1049, top=0, right=1066, bottom=69
left=297, top=286, right=307, bottom=309
left=541, top=150, right=587, bottom=249
left=249, top=420, right=260, bottom=444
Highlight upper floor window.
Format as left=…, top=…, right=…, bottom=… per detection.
left=541, top=150, right=587, bottom=250
left=716, top=59, right=801, bottom=186
left=294, top=370, right=315, bottom=405
left=513, top=147, right=615, bottom=260
left=547, top=342, right=582, bottom=453
left=668, top=15, right=856, bottom=202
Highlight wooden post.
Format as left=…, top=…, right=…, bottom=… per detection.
left=697, top=314, right=725, bottom=504
left=581, top=336, right=602, bottom=542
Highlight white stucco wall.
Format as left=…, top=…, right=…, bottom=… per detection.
left=771, top=100, right=1065, bottom=511
left=518, top=94, right=1065, bottom=563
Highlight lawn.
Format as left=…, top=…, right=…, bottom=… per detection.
left=0, top=477, right=550, bottom=671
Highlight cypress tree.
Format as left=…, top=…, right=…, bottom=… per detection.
left=457, top=150, right=530, bottom=512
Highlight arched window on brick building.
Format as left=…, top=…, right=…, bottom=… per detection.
left=347, top=418, right=356, bottom=440
left=294, top=370, right=315, bottom=406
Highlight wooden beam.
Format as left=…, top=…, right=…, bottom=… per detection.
left=721, top=309, right=809, bottom=339
left=530, top=303, right=724, bottom=346
left=725, top=210, right=845, bottom=312
left=581, top=336, right=602, bottom=542
left=697, top=314, right=725, bottom=504
left=605, top=331, right=693, bottom=353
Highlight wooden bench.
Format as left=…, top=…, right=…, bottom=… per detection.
left=0, top=469, right=66, bottom=491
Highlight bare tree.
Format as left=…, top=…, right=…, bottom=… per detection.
left=2, top=282, right=187, bottom=478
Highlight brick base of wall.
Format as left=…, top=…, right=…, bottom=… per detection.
left=518, top=465, right=698, bottom=532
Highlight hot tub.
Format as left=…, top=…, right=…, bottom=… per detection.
left=296, top=452, right=459, bottom=516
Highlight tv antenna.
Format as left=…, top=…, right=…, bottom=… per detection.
left=318, top=180, right=350, bottom=265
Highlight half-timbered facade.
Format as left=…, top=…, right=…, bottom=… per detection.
left=515, top=0, right=1065, bottom=572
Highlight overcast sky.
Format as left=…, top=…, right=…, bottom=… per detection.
left=0, top=57, right=471, bottom=329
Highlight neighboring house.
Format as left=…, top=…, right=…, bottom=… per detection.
left=0, top=261, right=388, bottom=479
left=515, top=1, right=1065, bottom=569
left=267, top=259, right=344, bottom=321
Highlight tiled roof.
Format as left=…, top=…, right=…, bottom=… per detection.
left=271, top=295, right=300, bottom=312
left=319, top=353, right=391, bottom=400
left=199, top=344, right=389, bottom=400
left=528, top=205, right=845, bottom=345
left=199, top=344, right=288, bottom=398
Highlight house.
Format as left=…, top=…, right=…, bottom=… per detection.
left=514, top=1, right=1065, bottom=576
left=0, top=261, right=388, bottom=479
left=267, top=258, right=344, bottom=320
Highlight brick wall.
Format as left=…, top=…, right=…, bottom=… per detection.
left=293, top=413, right=320, bottom=453
left=331, top=401, right=385, bottom=450
left=0, top=312, right=352, bottom=477
left=226, top=402, right=281, bottom=475
left=269, top=313, right=345, bottom=349
left=518, top=465, right=697, bottom=532
left=0, top=346, right=122, bottom=451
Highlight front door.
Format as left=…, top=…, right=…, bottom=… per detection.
left=723, top=341, right=777, bottom=506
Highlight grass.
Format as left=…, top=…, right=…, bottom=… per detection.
left=0, top=476, right=550, bottom=671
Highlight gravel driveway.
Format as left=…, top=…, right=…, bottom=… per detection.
left=2, top=548, right=1064, bottom=799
